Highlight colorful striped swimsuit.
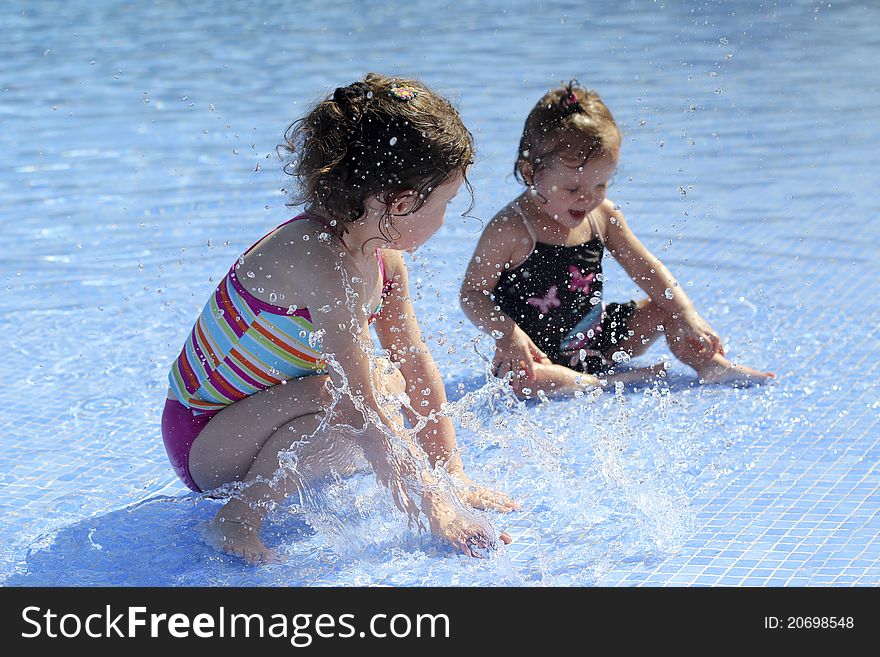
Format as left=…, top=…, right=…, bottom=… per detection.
left=161, top=212, right=391, bottom=491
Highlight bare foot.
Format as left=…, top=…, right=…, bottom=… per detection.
left=199, top=516, right=279, bottom=565
left=698, top=356, right=775, bottom=385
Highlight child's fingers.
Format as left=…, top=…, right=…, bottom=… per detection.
left=687, top=335, right=713, bottom=356
left=466, top=487, right=520, bottom=513
left=521, top=354, right=538, bottom=380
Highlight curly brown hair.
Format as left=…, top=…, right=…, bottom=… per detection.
left=514, top=80, right=620, bottom=185
left=281, top=73, right=474, bottom=240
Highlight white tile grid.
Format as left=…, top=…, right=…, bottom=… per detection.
left=578, top=209, right=880, bottom=586
left=598, top=327, right=880, bottom=586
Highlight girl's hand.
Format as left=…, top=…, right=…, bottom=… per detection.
left=679, top=310, right=724, bottom=357
left=423, top=493, right=512, bottom=556
left=492, top=324, right=548, bottom=381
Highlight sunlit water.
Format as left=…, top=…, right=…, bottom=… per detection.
left=2, top=0, right=878, bottom=586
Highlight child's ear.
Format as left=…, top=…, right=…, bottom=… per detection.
left=518, top=160, right=534, bottom=185
left=388, top=190, right=419, bottom=216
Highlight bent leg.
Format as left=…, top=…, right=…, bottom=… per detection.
left=200, top=362, right=407, bottom=564
left=204, top=410, right=361, bottom=564
left=614, top=298, right=773, bottom=383
left=611, top=298, right=666, bottom=357
left=188, top=373, right=331, bottom=492
left=506, top=359, right=665, bottom=399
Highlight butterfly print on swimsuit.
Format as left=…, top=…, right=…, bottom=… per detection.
left=568, top=266, right=595, bottom=293
left=527, top=285, right=561, bottom=314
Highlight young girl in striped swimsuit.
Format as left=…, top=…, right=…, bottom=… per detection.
left=162, top=73, right=517, bottom=564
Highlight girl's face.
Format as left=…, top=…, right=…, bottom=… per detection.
left=529, top=152, right=618, bottom=229
left=384, top=173, right=464, bottom=251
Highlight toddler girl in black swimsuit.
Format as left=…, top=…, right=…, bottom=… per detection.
left=460, top=81, right=774, bottom=398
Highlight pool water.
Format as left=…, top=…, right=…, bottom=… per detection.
left=1, top=0, right=878, bottom=586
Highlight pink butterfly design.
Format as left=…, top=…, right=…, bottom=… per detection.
left=527, top=285, right=561, bottom=314
left=568, top=266, right=595, bottom=293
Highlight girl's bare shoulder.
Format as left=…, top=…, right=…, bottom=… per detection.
left=481, top=200, right=535, bottom=265
left=238, top=219, right=349, bottom=303
left=593, top=198, right=627, bottom=241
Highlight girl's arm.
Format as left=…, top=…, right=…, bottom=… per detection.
left=310, top=253, right=510, bottom=551
left=602, top=200, right=697, bottom=316
left=458, top=212, right=529, bottom=339
left=375, top=249, right=519, bottom=513
left=373, top=250, right=463, bottom=473
left=602, top=200, right=723, bottom=353
left=308, top=263, right=424, bottom=518
left=459, top=211, right=549, bottom=377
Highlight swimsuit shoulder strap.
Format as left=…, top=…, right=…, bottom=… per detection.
left=240, top=212, right=309, bottom=258
left=511, top=201, right=538, bottom=248
left=587, top=210, right=606, bottom=245
left=375, top=248, right=392, bottom=291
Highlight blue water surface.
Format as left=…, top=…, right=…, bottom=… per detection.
left=1, top=0, right=878, bottom=586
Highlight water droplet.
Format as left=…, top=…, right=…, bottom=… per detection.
left=611, top=351, right=630, bottom=363
left=389, top=137, right=398, bottom=146
left=246, top=271, right=255, bottom=278
left=664, top=288, right=675, bottom=299
left=302, top=234, right=310, bottom=241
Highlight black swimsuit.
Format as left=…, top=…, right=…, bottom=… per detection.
left=491, top=209, right=636, bottom=375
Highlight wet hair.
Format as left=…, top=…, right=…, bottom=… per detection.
left=514, top=80, right=621, bottom=186
left=281, top=72, right=474, bottom=241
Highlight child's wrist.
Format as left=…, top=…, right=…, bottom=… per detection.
left=490, top=322, right=518, bottom=342
left=672, top=305, right=698, bottom=319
